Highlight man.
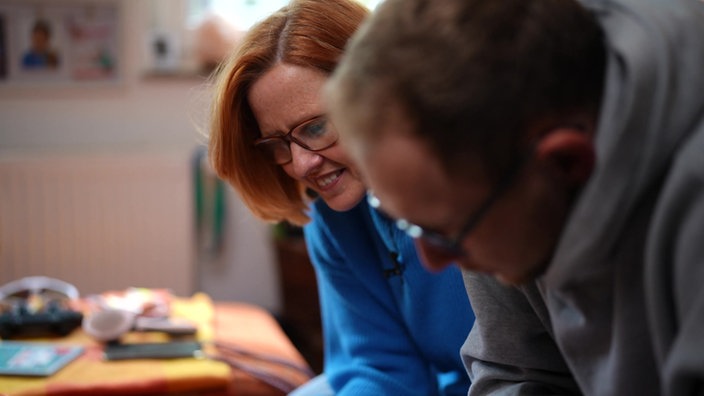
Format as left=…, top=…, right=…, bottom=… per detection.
left=325, top=0, right=704, bottom=394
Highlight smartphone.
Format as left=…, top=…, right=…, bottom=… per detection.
left=103, top=341, right=202, bottom=360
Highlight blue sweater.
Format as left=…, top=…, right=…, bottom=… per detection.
left=304, top=198, right=475, bottom=395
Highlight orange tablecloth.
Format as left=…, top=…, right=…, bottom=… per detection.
left=0, top=294, right=313, bottom=396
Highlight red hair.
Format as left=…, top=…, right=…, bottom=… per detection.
left=209, top=0, right=368, bottom=225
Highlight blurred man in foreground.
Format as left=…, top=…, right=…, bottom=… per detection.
left=326, top=0, right=704, bottom=394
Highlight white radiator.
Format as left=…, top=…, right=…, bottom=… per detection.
left=0, top=150, right=195, bottom=296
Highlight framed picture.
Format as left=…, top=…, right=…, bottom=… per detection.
left=0, top=0, right=122, bottom=86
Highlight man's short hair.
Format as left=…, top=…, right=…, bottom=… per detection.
left=329, top=0, right=606, bottom=180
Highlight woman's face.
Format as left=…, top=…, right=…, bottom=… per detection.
left=248, top=63, right=367, bottom=212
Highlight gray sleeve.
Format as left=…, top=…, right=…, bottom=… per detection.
left=461, top=271, right=580, bottom=395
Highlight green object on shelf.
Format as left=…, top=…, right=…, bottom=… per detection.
left=192, top=146, right=226, bottom=257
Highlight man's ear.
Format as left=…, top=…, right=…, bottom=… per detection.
left=535, top=129, right=595, bottom=186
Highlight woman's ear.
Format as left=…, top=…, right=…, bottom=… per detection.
left=535, top=128, right=595, bottom=186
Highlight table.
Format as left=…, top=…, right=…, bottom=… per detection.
left=0, top=293, right=313, bottom=396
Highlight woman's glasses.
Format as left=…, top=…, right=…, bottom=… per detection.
left=253, top=115, right=338, bottom=165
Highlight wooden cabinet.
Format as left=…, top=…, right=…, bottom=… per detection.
left=275, top=237, right=324, bottom=374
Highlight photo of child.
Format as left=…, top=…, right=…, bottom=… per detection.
left=21, top=18, right=60, bottom=70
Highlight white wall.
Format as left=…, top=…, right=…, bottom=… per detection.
left=0, top=0, right=281, bottom=313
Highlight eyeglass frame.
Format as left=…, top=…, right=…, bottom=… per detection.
left=367, top=153, right=529, bottom=257
left=253, top=115, right=337, bottom=165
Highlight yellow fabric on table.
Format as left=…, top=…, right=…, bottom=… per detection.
left=0, top=292, right=231, bottom=396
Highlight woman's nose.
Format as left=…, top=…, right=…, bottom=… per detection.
left=289, top=143, right=324, bottom=178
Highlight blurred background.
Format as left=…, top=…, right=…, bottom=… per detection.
left=0, top=0, right=285, bottom=310
left=0, top=0, right=381, bottom=372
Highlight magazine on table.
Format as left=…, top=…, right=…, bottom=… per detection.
left=0, top=341, right=83, bottom=376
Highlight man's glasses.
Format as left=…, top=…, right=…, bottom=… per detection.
left=367, top=155, right=527, bottom=257
left=253, top=115, right=338, bottom=165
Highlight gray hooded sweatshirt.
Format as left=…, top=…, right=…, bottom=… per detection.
left=462, top=0, right=704, bottom=394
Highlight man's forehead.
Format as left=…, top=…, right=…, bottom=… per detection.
left=361, top=132, right=454, bottom=223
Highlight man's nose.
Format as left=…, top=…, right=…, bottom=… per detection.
left=290, top=143, right=324, bottom=177
left=414, top=239, right=458, bottom=272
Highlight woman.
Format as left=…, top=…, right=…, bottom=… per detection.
left=208, top=0, right=474, bottom=394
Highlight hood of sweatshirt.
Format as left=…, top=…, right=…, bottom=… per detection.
left=544, top=0, right=704, bottom=287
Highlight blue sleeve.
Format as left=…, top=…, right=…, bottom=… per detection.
left=304, top=203, right=441, bottom=396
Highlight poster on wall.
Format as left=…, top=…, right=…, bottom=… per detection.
left=0, top=1, right=121, bottom=86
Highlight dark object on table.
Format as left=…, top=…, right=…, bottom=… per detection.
left=0, top=298, right=83, bottom=338
left=103, top=341, right=202, bottom=360
left=0, top=276, right=83, bottom=338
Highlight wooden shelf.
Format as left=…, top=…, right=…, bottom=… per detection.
left=275, top=237, right=323, bottom=374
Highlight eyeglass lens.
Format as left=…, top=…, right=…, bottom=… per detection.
left=256, top=117, right=337, bottom=164
left=368, top=191, right=457, bottom=251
